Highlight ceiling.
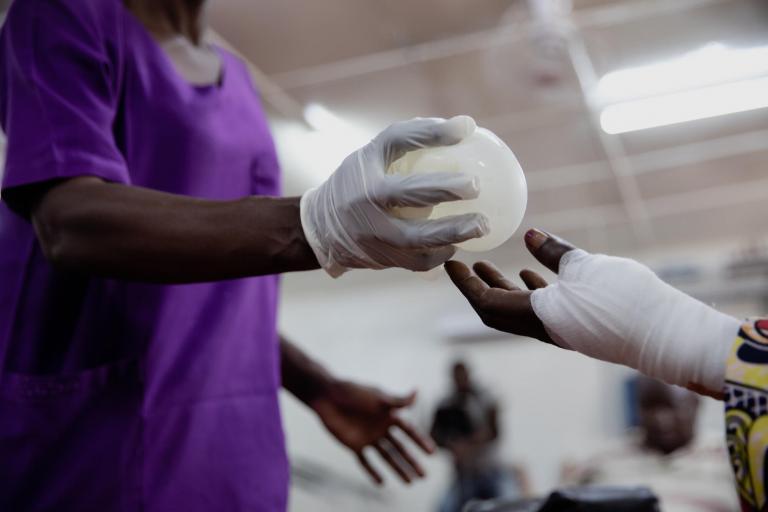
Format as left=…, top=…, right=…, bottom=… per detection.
left=209, top=0, right=768, bottom=266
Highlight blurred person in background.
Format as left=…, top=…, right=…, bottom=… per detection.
left=431, top=360, right=530, bottom=512
left=0, top=0, right=490, bottom=510
left=446, top=228, right=768, bottom=512
left=562, top=375, right=738, bottom=512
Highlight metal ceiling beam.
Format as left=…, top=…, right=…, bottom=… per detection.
left=269, top=0, right=734, bottom=89
left=525, top=128, right=768, bottom=191
left=528, top=175, right=768, bottom=231
left=565, top=29, right=653, bottom=242
left=574, top=0, right=732, bottom=28
left=271, top=25, right=527, bottom=90
left=630, top=128, right=768, bottom=175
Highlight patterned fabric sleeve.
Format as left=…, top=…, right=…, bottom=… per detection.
left=725, top=319, right=768, bottom=512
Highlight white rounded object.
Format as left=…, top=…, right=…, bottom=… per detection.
left=388, top=127, right=527, bottom=252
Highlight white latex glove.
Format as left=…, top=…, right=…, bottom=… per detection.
left=300, top=116, right=490, bottom=277
left=528, top=236, right=741, bottom=395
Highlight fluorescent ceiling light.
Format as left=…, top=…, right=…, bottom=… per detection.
left=597, top=43, right=768, bottom=103
left=600, top=76, right=768, bottom=134
left=597, top=42, right=768, bottom=134
left=273, top=104, right=377, bottom=188
left=303, top=103, right=346, bottom=132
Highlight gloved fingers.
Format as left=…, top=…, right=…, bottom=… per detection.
left=473, top=261, right=520, bottom=291
left=378, top=171, right=480, bottom=208
left=377, top=115, right=476, bottom=166
left=401, top=213, right=489, bottom=248
left=356, top=238, right=458, bottom=272
left=519, top=269, right=549, bottom=290
left=404, top=246, right=458, bottom=272
left=524, top=228, right=577, bottom=274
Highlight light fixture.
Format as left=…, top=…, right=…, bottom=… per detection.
left=597, top=43, right=768, bottom=134
left=303, top=103, right=347, bottom=132
left=272, top=104, right=377, bottom=188
left=600, top=76, right=768, bottom=134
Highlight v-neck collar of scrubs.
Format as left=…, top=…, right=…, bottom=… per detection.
left=118, top=1, right=227, bottom=92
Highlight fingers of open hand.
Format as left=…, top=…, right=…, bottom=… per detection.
left=445, top=260, right=532, bottom=332
left=524, top=229, right=577, bottom=274
left=357, top=451, right=384, bottom=485
left=519, top=269, right=549, bottom=290
left=445, top=261, right=526, bottom=312
left=384, top=431, right=426, bottom=478
left=473, top=261, right=519, bottom=291
left=373, top=440, right=415, bottom=484
left=445, top=260, right=489, bottom=304
left=393, top=416, right=436, bottom=454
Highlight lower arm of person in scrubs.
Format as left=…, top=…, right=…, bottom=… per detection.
left=20, top=177, right=318, bottom=283
left=10, top=116, right=487, bottom=284
left=280, top=337, right=435, bottom=485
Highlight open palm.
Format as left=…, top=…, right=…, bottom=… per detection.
left=312, top=380, right=435, bottom=485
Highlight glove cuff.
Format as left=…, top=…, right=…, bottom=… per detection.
left=300, top=188, right=348, bottom=278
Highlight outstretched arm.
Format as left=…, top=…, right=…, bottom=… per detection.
left=446, top=229, right=741, bottom=398
left=26, top=178, right=317, bottom=283
left=16, top=116, right=487, bottom=284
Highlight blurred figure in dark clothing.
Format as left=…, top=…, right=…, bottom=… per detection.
left=431, top=361, right=528, bottom=512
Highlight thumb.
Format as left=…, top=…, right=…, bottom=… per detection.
left=524, top=228, right=577, bottom=274
left=382, top=390, right=417, bottom=409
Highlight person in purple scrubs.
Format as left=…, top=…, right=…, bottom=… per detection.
left=0, top=1, right=489, bottom=510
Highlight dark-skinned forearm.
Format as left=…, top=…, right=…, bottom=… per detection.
left=280, top=336, right=335, bottom=407
left=30, top=177, right=319, bottom=283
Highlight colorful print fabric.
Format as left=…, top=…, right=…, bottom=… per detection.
left=725, top=319, right=768, bottom=512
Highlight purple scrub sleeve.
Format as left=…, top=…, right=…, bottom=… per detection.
left=0, top=0, right=130, bottom=189
left=0, top=1, right=289, bottom=511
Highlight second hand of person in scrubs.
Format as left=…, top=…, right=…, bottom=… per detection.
left=281, top=337, right=434, bottom=484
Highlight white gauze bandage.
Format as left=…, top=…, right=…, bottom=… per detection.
left=530, top=249, right=740, bottom=392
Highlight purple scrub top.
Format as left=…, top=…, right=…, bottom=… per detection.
left=0, top=0, right=289, bottom=510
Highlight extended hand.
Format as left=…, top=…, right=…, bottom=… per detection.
left=444, top=229, right=574, bottom=343
left=446, top=228, right=739, bottom=395
left=312, top=381, right=435, bottom=485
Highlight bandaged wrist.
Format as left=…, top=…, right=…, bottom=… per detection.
left=530, top=250, right=740, bottom=393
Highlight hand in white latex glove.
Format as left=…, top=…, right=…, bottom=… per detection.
left=301, top=116, right=489, bottom=277
left=446, top=229, right=741, bottom=397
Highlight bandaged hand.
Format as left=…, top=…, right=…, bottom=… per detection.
left=301, top=116, right=490, bottom=277
left=446, top=229, right=740, bottom=396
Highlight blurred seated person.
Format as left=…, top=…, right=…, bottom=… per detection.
left=431, top=360, right=529, bottom=512
left=563, top=376, right=739, bottom=512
